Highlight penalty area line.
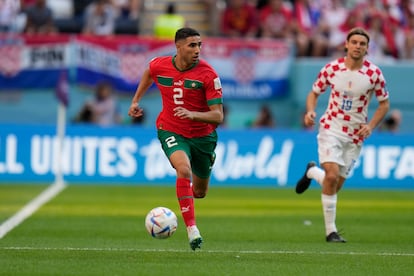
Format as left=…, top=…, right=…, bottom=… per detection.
left=0, top=183, right=66, bottom=239
left=0, top=246, right=413, bottom=257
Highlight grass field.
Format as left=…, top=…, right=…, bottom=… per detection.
left=0, top=184, right=413, bottom=276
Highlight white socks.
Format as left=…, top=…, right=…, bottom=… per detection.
left=307, top=165, right=338, bottom=236
left=307, top=166, right=325, bottom=187
left=321, top=193, right=338, bottom=235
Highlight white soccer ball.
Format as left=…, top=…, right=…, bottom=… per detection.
left=145, top=207, right=178, bottom=239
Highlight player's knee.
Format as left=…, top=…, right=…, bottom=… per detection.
left=324, top=173, right=339, bottom=187
left=193, top=190, right=206, bottom=198
left=175, top=165, right=191, bottom=179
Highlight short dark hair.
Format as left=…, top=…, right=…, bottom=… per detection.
left=346, top=27, right=370, bottom=44
left=175, top=27, right=200, bottom=43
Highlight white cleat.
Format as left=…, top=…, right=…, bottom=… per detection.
left=187, top=225, right=203, bottom=251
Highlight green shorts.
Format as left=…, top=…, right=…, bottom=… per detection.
left=157, top=129, right=218, bottom=179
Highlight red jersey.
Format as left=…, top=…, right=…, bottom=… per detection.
left=149, top=56, right=223, bottom=138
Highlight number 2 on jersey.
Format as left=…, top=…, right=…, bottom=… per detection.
left=173, top=88, right=184, bottom=105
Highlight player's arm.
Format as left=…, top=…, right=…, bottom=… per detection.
left=304, top=91, right=319, bottom=127
left=357, top=99, right=390, bottom=138
left=173, top=104, right=224, bottom=125
left=128, top=68, right=154, bottom=118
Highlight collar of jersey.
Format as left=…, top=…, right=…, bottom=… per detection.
left=172, top=55, right=199, bottom=72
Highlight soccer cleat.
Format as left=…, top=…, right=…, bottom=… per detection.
left=295, top=161, right=317, bottom=194
left=187, top=225, right=203, bottom=251
left=326, top=232, right=347, bottom=243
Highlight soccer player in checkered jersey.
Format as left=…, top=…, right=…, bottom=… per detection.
left=128, top=27, right=224, bottom=250
left=295, top=27, right=390, bottom=242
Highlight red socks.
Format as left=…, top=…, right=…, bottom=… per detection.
left=176, top=178, right=195, bottom=227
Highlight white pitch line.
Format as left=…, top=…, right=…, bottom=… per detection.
left=0, top=183, right=66, bottom=239
left=0, top=246, right=413, bottom=257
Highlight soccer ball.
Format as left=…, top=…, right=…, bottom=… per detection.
left=145, top=207, right=178, bottom=239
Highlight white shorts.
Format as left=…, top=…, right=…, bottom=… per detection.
left=317, top=129, right=361, bottom=179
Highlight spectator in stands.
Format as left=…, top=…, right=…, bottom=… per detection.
left=379, top=109, right=402, bottom=133
left=365, top=12, right=399, bottom=62
left=258, top=0, right=293, bottom=40
left=327, top=8, right=365, bottom=57
left=290, top=0, right=327, bottom=57
left=252, top=105, right=275, bottom=128
left=75, top=81, right=122, bottom=126
left=317, top=0, right=349, bottom=57
left=24, top=0, right=57, bottom=34
left=73, top=103, right=94, bottom=123
left=82, top=0, right=117, bottom=35
left=199, top=0, right=225, bottom=36
left=400, top=0, right=414, bottom=26
left=366, top=0, right=403, bottom=59
left=112, top=0, right=142, bottom=34
left=112, top=0, right=141, bottom=19
left=403, top=12, right=414, bottom=59
left=153, top=2, right=185, bottom=40
left=0, top=0, right=25, bottom=33
left=220, top=0, right=259, bottom=38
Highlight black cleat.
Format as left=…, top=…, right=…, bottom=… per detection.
left=295, top=161, right=316, bottom=194
left=326, top=232, right=347, bottom=243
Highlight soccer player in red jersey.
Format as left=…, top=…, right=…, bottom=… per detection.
left=295, top=27, right=390, bottom=242
left=128, top=27, right=224, bottom=250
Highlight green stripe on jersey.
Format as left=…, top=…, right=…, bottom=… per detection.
left=157, top=76, right=173, bottom=86
left=208, top=98, right=223, bottom=105
left=184, top=79, right=203, bottom=89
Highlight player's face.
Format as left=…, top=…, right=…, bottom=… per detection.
left=345, top=34, right=368, bottom=60
left=177, top=36, right=202, bottom=65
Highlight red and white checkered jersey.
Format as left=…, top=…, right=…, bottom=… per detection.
left=312, top=57, right=389, bottom=144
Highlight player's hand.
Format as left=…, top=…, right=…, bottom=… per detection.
left=357, top=124, right=372, bottom=138
left=304, top=111, right=316, bottom=127
left=128, top=103, right=144, bottom=118
left=173, top=107, right=194, bottom=120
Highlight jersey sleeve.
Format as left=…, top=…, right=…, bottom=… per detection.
left=374, top=68, right=389, bottom=102
left=312, top=63, right=332, bottom=95
left=148, top=57, right=160, bottom=79
left=204, top=68, right=223, bottom=106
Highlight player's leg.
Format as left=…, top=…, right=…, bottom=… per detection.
left=157, top=130, right=201, bottom=250
left=192, top=174, right=209, bottom=198
left=296, top=130, right=335, bottom=193
left=323, top=142, right=361, bottom=242
left=186, top=131, right=218, bottom=250
left=320, top=161, right=345, bottom=242
left=316, top=131, right=347, bottom=242
left=320, top=162, right=340, bottom=224
left=168, top=150, right=196, bottom=225
left=189, top=130, right=217, bottom=198
left=295, top=161, right=317, bottom=193
left=169, top=150, right=203, bottom=250
left=321, top=162, right=340, bottom=195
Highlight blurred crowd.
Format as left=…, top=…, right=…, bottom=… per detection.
left=0, top=0, right=410, bottom=130
left=220, top=0, right=414, bottom=59
left=1, top=0, right=414, bottom=59
left=0, top=0, right=142, bottom=35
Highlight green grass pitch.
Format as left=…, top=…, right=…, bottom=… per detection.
left=0, top=184, right=413, bottom=275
